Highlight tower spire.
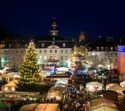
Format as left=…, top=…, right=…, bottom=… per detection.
left=50, top=17, right=59, bottom=37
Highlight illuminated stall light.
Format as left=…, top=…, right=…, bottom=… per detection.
left=4, top=87, right=8, bottom=91
left=11, top=87, right=15, bottom=91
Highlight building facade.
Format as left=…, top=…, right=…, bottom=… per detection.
left=87, top=38, right=118, bottom=69
left=0, top=18, right=122, bottom=70
left=1, top=18, right=73, bottom=68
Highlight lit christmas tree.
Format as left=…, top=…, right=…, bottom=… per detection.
left=18, top=40, right=39, bottom=87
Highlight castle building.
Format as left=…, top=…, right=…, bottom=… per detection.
left=1, top=18, right=73, bottom=67
left=0, top=18, right=123, bottom=71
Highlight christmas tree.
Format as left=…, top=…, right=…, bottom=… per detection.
left=72, top=45, right=88, bottom=66
left=18, top=40, right=39, bottom=87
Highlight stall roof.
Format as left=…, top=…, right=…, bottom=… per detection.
left=90, top=97, right=118, bottom=110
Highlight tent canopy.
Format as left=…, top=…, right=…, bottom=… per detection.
left=86, top=81, right=103, bottom=91
left=55, top=79, right=68, bottom=85
left=3, top=80, right=17, bottom=87
left=120, top=81, right=125, bottom=88
left=90, top=97, right=118, bottom=111
left=106, top=83, right=125, bottom=94
left=19, top=103, right=38, bottom=111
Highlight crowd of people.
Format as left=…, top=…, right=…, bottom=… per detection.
left=59, top=78, right=90, bottom=111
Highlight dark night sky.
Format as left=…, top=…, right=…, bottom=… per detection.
left=0, top=0, right=125, bottom=40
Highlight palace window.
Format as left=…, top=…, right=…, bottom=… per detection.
left=50, top=50, right=52, bottom=53
left=88, top=47, right=91, bottom=51
left=44, top=50, right=47, bottom=53
left=101, top=47, right=104, bottom=50
left=96, top=47, right=99, bottom=51
left=25, top=44, right=28, bottom=48
left=41, top=43, right=44, bottom=47
left=110, top=47, right=113, bottom=50
left=55, top=50, right=57, bottom=53
left=63, top=43, right=66, bottom=47
left=105, top=47, right=108, bottom=51
left=115, top=47, right=117, bottom=51
left=9, top=44, right=11, bottom=48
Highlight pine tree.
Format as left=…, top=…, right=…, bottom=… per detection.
left=18, top=40, right=39, bottom=87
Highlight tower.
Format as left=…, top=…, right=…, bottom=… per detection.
left=50, top=17, right=59, bottom=38
left=79, top=31, right=85, bottom=42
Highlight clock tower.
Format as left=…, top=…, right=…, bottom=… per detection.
left=50, top=17, right=59, bottom=38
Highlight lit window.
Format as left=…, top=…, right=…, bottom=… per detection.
left=101, top=47, right=104, bottom=50
left=41, top=43, right=44, bottom=47
left=9, top=44, right=11, bottom=47
left=17, top=44, right=19, bottom=48
left=63, top=43, right=66, bottom=47
left=44, top=56, right=47, bottom=60
left=96, top=47, right=99, bottom=51
left=52, top=41, right=55, bottom=45
left=25, top=44, right=28, bottom=48
left=110, top=47, right=113, bottom=50
left=88, top=47, right=91, bottom=50
left=11, top=87, right=15, bottom=91
left=4, top=87, right=8, bottom=91
left=115, top=47, right=117, bottom=51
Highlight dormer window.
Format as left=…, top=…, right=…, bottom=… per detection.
left=9, top=44, right=11, bottom=48
left=41, top=43, right=44, bottom=48
left=101, top=47, right=104, bottom=50
left=88, top=47, right=91, bottom=51
left=96, top=47, right=99, bottom=51
left=63, top=43, right=66, bottom=47
left=115, top=47, right=117, bottom=51
left=52, top=41, right=55, bottom=45
left=17, top=44, right=19, bottom=48
left=110, top=47, right=113, bottom=50
left=50, top=50, right=52, bottom=53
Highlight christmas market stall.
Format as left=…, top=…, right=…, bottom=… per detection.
left=20, top=103, right=59, bottom=111
left=1, top=80, right=18, bottom=92
left=106, top=83, right=125, bottom=94
left=120, top=81, right=125, bottom=88
left=86, top=81, right=103, bottom=92
left=90, top=97, right=118, bottom=111
left=47, top=86, right=65, bottom=100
